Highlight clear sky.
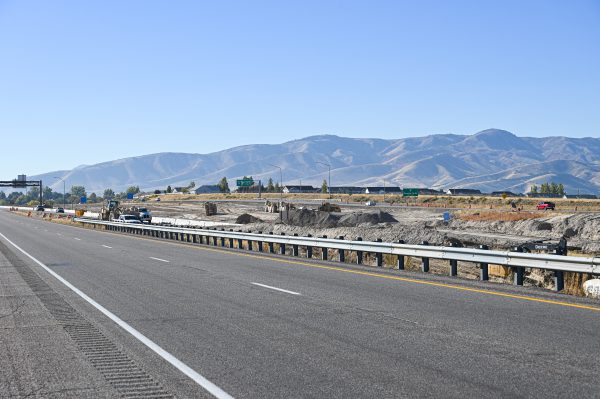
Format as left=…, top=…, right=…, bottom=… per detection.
left=1, top=0, right=598, bottom=178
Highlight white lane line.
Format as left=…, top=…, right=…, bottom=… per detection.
left=73, top=237, right=81, bottom=241
left=149, top=256, right=170, bottom=263
left=102, top=245, right=112, bottom=249
left=0, top=231, right=234, bottom=399
left=57, top=233, right=62, bottom=236
left=251, top=282, right=301, bottom=296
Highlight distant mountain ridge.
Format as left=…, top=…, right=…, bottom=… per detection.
left=30, top=129, right=600, bottom=195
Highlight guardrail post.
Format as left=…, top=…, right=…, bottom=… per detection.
left=247, top=231, right=253, bottom=251
left=338, top=236, right=345, bottom=262
left=220, top=229, right=225, bottom=247
left=321, top=235, right=328, bottom=260
left=306, top=234, right=313, bottom=258
left=356, top=237, right=363, bottom=264
left=553, top=238, right=566, bottom=291
left=449, top=242, right=461, bottom=276
left=237, top=230, right=243, bottom=249
left=397, top=240, right=405, bottom=270
left=554, top=270, right=564, bottom=292
left=420, top=241, right=430, bottom=272
left=229, top=229, right=234, bottom=248
left=375, top=238, right=383, bottom=267
left=512, top=246, right=524, bottom=286
left=257, top=231, right=263, bottom=252
left=279, top=232, right=286, bottom=255
left=268, top=232, right=275, bottom=253
left=292, top=234, right=299, bottom=256
left=479, top=244, right=489, bottom=281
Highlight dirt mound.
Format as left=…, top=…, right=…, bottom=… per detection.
left=338, top=211, right=397, bottom=226
left=284, top=209, right=397, bottom=228
left=236, top=213, right=263, bottom=224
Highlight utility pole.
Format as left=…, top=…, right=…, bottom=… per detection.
left=316, top=161, right=331, bottom=199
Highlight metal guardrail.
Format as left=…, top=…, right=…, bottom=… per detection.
left=74, top=218, right=600, bottom=292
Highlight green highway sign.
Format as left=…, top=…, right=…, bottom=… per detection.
left=403, top=188, right=419, bottom=197
left=236, top=179, right=254, bottom=187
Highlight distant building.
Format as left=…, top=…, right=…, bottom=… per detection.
left=564, top=194, right=597, bottom=199
left=364, top=187, right=402, bottom=194
left=282, top=185, right=317, bottom=194
left=446, top=188, right=483, bottom=196
left=329, top=186, right=363, bottom=194
left=417, top=188, right=444, bottom=195
left=491, top=191, right=520, bottom=197
left=195, top=185, right=222, bottom=194
left=171, top=187, right=188, bottom=194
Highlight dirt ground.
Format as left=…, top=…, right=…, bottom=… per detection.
left=118, top=198, right=600, bottom=254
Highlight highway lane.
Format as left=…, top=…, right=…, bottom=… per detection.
left=1, top=211, right=600, bottom=398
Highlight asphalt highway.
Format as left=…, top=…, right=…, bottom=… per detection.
left=1, top=210, right=599, bottom=398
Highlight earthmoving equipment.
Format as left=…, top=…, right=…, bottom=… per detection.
left=516, top=238, right=568, bottom=255
left=99, top=200, right=122, bottom=221
left=99, top=200, right=151, bottom=222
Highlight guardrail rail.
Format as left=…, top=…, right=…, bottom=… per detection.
left=72, top=218, right=600, bottom=293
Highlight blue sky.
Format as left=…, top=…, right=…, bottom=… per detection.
left=1, top=0, right=598, bottom=178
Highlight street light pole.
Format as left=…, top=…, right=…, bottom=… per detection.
left=316, top=161, right=331, bottom=199
left=268, top=164, right=283, bottom=202
left=54, top=177, right=66, bottom=209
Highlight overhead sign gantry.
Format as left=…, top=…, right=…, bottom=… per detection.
left=0, top=175, right=43, bottom=204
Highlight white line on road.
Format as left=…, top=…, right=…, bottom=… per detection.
left=57, top=233, right=62, bottom=236
left=251, top=282, right=301, bottom=296
left=102, top=245, right=112, bottom=249
left=0, top=231, right=234, bottom=399
left=73, top=237, right=81, bottom=241
left=149, top=256, right=170, bottom=263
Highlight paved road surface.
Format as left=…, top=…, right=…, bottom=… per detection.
left=1, top=210, right=599, bottom=398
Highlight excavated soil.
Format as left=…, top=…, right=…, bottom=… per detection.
left=283, top=209, right=397, bottom=228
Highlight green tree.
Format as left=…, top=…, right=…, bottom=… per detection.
left=217, top=177, right=229, bottom=193
left=321, top=179, right=328, bottom=194
left=71, top=185, right=86, bottom=198
left=530, top=184, right=538, bottom=194
left=266, top=178, right=274, bottom=192
left=89, top=193, right=98, bottom=203
left=0, top=191, right=5, bottom=200
left=126, top=186, right=140, bottom=194
left=550, top=182, right=559, bottom=195
left=188, top=181, right=196, bottom=189
left=103, top=189, right=115, bottom=199
left=43, top=186, right=53, bottom=200
left=558, top=183, right=565, bottom=196
left=540, top=182, right=550, bottom=194
left=166, top=185, right=172, bottom=193
left=274, top=182, right=280, bottom=193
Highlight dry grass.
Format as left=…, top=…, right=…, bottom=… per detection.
left=458, top=211, right=544, bottom=222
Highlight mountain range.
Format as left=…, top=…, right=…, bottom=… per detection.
left=31, top=129, right=600, bottom=195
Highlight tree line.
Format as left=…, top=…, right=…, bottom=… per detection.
left=530, top=182, right=565, bottom=196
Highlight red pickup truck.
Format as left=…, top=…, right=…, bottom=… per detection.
left=536, top=201, right=555, bottom=210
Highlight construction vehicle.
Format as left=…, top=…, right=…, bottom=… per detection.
left=99, top=200, right=122, bottom=221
